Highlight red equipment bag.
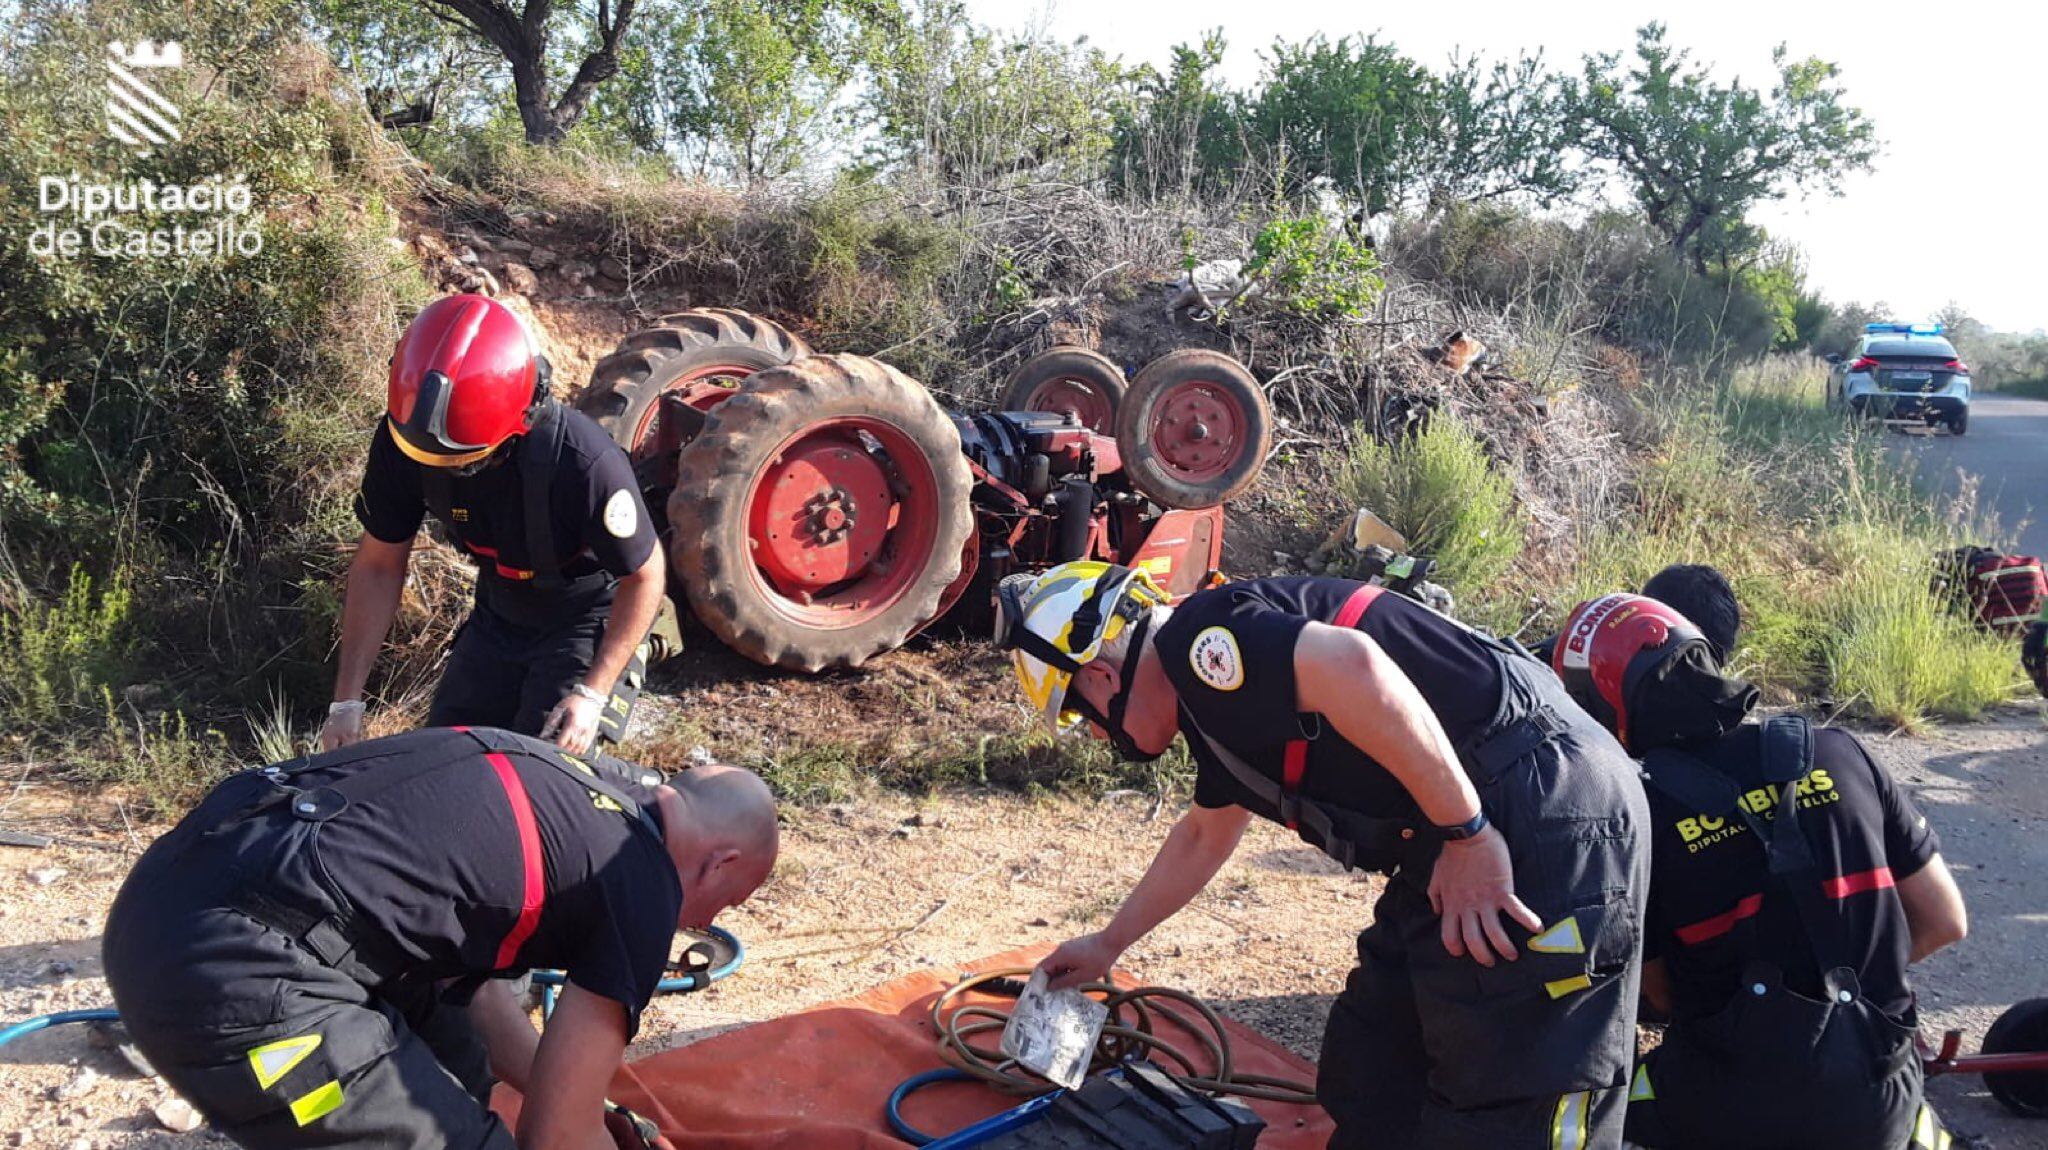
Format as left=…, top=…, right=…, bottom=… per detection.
left=1941, top=547, right=2047, bottom=633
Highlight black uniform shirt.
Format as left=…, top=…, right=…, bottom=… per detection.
left=1154, top=577, right=1505, bottom=825
left=295, top=730, right=681, bottom=1037
left=1643, top=725, right=1940, bottom=1023
left=354, top=408, right=657, bottom=627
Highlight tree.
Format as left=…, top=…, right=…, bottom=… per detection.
left=316, top=0, right=499, bottom=130
left=1108, top=31, right=1240, bottom=203
left=422, top=0, right=642, bottom=144
left=1574, top=24, right=1877, bottom=269
left=1419, top=51, right=1580, bottom=207
left=1244, top=35, right=1434, bottom=215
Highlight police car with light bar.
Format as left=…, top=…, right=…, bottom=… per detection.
left=1826, top=323, right=1972, bottom=435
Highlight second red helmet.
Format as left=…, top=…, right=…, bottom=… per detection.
left=387, top=294, right=550, bottom=468
left=1552, top=593, right=1708, bottom=750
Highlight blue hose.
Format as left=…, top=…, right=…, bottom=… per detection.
left=531, top=925, right=744, bottom=1019
left=0, top=1008, right=120, bottom=1050
left=885, top=1068, right=978, bottom=1146
left=1, top=926, right=744, bottom=1043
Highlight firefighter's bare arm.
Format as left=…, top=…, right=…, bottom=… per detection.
left=543, top=545, right=665, bottom=755
left=518, top=984, right=628, bottom=1150
left=323, top=533, right=414, bottom=750
left=1295, top=621, right=1541, bottom=967
left=1898, top=854, right=1968, bottom=963
left=1037, top=802, right=1253, bottom=991
left=1639, top=957, right=1673, bottom=1016
left=467, top=978, right=541, bottom=1095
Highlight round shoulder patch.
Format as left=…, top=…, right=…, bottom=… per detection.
left=602, top=489, right=639, bottom=539
left=1189, top=626, right=1245, bottom=691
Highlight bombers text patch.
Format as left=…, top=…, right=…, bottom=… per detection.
left=603, top=489, right=638, bottom=539
left=1190, top=626, right=1245, bottom=691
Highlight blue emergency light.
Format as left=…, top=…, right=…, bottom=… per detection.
left=1864, top=323, right=1945, bottom=336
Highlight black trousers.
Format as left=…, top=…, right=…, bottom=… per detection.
left=1623, top=993, right=1930, bottom=1150
left=1318, top=652, right=1651, bottom=1149
left=429, top=601, right=643, bottom=743
left=103, top=773, right=513, bottom=1150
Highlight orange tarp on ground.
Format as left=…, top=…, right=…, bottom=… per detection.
left=499, top=946, right=1333, bottom=1149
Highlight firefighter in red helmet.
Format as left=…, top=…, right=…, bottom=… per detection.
left=1550, top=592, right=1968, bottom=1150
left=321, top=295, right=666, bottom=755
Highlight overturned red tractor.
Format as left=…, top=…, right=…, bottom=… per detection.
left=572, top=309, right=1271, bottom=671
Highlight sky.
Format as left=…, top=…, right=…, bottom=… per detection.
left=963, top=0, right=2048, bottom=333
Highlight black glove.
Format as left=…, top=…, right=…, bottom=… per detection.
left=2024, top=621, right=2048, bottom=699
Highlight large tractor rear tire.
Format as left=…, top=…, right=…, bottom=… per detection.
left=670, top=355, right=974, bottom=672
left=999, top=346, right=1126, bottom=433
left=1115, top=350, right=1272, bottom=510
left=1984, top=997, right=2048, bottom=1117
left=575, top=308, right=810, bottom=466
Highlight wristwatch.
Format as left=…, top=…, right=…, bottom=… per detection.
left=1434, top=810, right=1490, bottom=842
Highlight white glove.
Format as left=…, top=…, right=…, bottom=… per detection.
left=320, top=701, right=366, bottom=752
left=541, top=687, right=605, bottom=756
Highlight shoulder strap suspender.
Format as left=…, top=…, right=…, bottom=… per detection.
left=457, top=727, right=665, bottom=843
left=519, top=403, right=566, bottom=591
left=1642, top=716, right=1849, bottom=972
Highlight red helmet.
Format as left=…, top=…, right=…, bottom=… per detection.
left=387, top=295, right=551, bottom=468
left=1552, top=593, right=1708, bottom=749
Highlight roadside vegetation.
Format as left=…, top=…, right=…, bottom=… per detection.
left=0, top=0, right=2023, bottom=813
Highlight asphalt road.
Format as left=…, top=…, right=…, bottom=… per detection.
left=1895, top=393, right=2048, bottom=558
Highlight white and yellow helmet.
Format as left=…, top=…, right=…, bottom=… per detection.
left=995, top=560, right=1172, bottom=734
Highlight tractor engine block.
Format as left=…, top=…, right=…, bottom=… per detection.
left=951, top=411, right=1121, bottom=499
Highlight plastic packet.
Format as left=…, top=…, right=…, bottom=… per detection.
left=999, top=968, right=1109, bottom=1090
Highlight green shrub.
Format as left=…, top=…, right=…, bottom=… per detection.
left=0, top=565, right=132, bottom=732
left=1238, top=205, right=1383, bottom=319
left=1339, top=416, right=1523, bottom=591
left=1822, top=526, right=2017, bottom=728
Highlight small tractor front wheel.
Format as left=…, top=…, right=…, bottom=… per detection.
left=1115, top=350, right=1272, bottom=510
left=1985, top=997, right=2048, bottom=1117
left=999, top=346, right=1126, bottom=432
left=670, top=355, right=974, bottom=672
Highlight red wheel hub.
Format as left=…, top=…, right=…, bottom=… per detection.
left=744, top=418, right=941, bottom=628
left=1147, top=382, right=1244, bottom=481
left=629, top=364, right=756, bottom=457
left=1026, top=377, right=1115, bottom=433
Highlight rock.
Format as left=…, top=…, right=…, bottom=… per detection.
left=45, top=959, right=76, bottom=978
left=51, top=1066, right=100, bottom=1102
left=28, top=866, right=67, bottom=886
left=502, top=262, right=540, bottom=295
left=598, top=255, right=629, bottom=282
left=528, top=246, right=560, bottom=270
left=154, top=1097, right=204, bottom=1134
left=461, top=232, right=495, bottom=252
left=472, top=267, right=501, bottom=297
left=890, top=825, right=915, bottom=839
left=537, top=210, right=559, bottom=226
left=559, top=259, right=596, bottom=282
left=592, top=275, right=626, bottom=295
left=7, top=1130, right=28, bottom=1146
left=497, top=237, right=533, bottom=257
left=686, top=746, right=715, bottom=767
left=456, top=246, right=480, bottom=266
left=67, top=1138, right=90, bottom=1150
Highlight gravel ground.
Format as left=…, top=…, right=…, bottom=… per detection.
left=2, top=709, right=2044, bottom=1148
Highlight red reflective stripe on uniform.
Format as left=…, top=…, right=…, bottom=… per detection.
left=484, top=752, right=545, bottom=969
left=1281, top=740, right=1308, bottom=829
left=1823, top=866, right=1895, bottom=900
left=453, top=540, right=535, bottom=580
left=1333, top=584, right=1384, bottom=629
left=1675, top=892, right=1763, bottom=945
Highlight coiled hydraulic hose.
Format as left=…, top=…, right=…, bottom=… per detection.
left=889, top=968, right=1318, bottom=1144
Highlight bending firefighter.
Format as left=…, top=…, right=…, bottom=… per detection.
left=322, top=294, right=665, bottom=756
left=1549, top=581, right=1968, bottom=1150
left=996, top=563, right=1650, bottom=1148
left=101, top=727, right=778, bottom=1150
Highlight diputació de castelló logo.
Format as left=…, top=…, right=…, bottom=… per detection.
left=28, top=39, right=265, bottom=261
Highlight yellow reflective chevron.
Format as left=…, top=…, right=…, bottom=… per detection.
left=288, top=1080, right=344, bottom=1126
left=1529, top=917, right=1586, bottom=955
left=1544, top=973, right=1594, bottom=999
left=1629, top=1064, right=1656, bottom=1103
left=1910, top=1104, right=1951, bottom=1150
left=247, top=1034, right=321, bottom=1090
left=1550, top=1091, right=1591, bottom=1150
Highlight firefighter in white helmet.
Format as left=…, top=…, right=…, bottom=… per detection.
left=996, top=562, right=1650, bottom=1149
